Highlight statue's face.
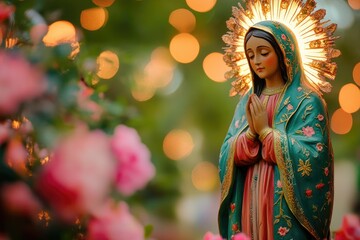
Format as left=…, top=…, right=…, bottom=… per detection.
left=245, top=36, right=280, bottom=83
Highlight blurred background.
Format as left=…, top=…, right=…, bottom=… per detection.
left=6, top=0, right=360, bottom=239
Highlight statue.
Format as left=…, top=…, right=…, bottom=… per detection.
left=218, top=1, right=340, bottom=239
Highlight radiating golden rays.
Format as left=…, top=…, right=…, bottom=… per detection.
left=222, top=0, right=340, bottom=96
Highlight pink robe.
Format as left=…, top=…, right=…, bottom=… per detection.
left=234, top=93, right=280, bottom=240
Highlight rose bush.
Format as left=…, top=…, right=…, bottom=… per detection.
left=0, top=1, right=156, bottom=239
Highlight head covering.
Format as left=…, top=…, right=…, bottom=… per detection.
left=218, top=19, right=334, bottom=240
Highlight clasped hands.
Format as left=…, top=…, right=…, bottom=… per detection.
left=245, top=94, right=272, bottom=142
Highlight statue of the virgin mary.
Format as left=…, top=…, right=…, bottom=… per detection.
left=218, top=1, right=340, bottom=239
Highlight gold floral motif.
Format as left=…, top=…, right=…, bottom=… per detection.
left=298, top=159, right=312, bottom=177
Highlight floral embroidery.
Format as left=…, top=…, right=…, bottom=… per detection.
left=290, top=44, right=295, bottom=51
left=232, top=223, right=239, bottom=232
left=316, top=183, right=325, bottom=189
left=297, top=87, right=302, bottom=91
left=302, top=105, right=313, bottom=121
left=281, top=34, right=287, bottom=40
left=317, top=114, right=324, bottom=121
left=283, top=96, right=290, bottom=105
left=302, top=126, right=315, bottom=137
left=316, top=143, right=323, bottom=152
left=298, top=159, right=312, bottom=176
left=305, top=189, right=313, bottom=198
left=277, top=226, right=289, bottom=236
left=277, top=180, right=282, bottom=189
left=324, top=167, right=329, bottom=176
left=230, top=203, right=236, bottom=213
left=286, top=104, right=293, bottom=111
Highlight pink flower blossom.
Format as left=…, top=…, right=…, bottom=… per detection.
left=0, top=50, right=47, bottom=115
left=324, top=167, right=329, bottom=176
left=316, top=143, right=323, bottom=152
left=1, top=182, right=41, bottom=218
left=317, top=114, right=324, bottom=121
left=277, top=180, right=282, bottom=188
left=87, top=200, right=144, bottom=240
left=297, top=87, right=302, bottom=91
left=316, top=183, right=325, bottom=190
left=36, top=128, right=116, bottom=222
left=203, top=232, right=223, bottom=240
left=230, top=203, right=236, bottom=213
left=286, top=104, right=293, bottom=111
left=235, top=120, right=239, bottom=128
left=302, top=126, right=315, bottom=137
left=5, top=138, right=28, bottom=176
left=281, top=34, right=286, bottom=40
left=110, top=125, right=155, bottom=196
left=334, top=214, right=360, bottom=240
left=232, top=233, right=250, bottom=240
left=277, top=226, right=289, bottom=236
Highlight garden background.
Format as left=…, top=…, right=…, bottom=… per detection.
left=0, top=0, right=359, bottom=239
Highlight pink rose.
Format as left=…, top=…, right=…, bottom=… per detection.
left=335, top=214, right=360, bottom=240
left=36, top=128, right=116, bottom=222
left=302, top=126, right=315, bottom=137
left=277, top=226, right=289, bottom=236
left=5, top=138, right=28, bottom=175
left=87, top=200, right=144, bottom=240
left=203, top=232, right=223, bottom=240
left=1, top=182, right=41, bottom=218
left=110, top=125, right=155, bottom=196
left=317, top=114, right=324, bottom=121
left=0, top=50, right=47, bottom=115
left=316, top=143, right=323, bottom=152
left=232, top=233, right=250, bottom=240
left=286, top=104, right=293, bottom=111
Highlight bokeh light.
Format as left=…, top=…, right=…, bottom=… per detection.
left=80, top=8, right=108, bottom=31
left=92, top=0, right=115, bottom=7
left=169, top=33, right=200, bottom=64
left=131, top=74, right=156, bottom=102
left=348, top=0, right=360, bottom=10
left=338, top=83, right=360, bottom=113
left=203, top=52, right=230, bottom=82
left=163, top=129, right=194, bottom=160
left=331, top=108, right=353, bottom=134
left=169, top=8, right=196, bottom=33
left=191, top=161, right=219, bottom=191
left=353, top=62, right=360, bottom=86
left=131, top=47, right=176, bottom=102
left=145, top=47, right=175, bottom=88
left=42, top=21, right=76, bottom=46
left=186, top=0, right=217, bottom=13
left=96, top=50, right=119, bottom=79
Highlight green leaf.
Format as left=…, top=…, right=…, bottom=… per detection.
left=144, top=224, right=154, bottom=238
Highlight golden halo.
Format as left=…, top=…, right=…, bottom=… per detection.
left=222, top=0, right=341, bottom=97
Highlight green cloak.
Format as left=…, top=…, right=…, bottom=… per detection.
left=218, top=21, right=334, bottom=240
